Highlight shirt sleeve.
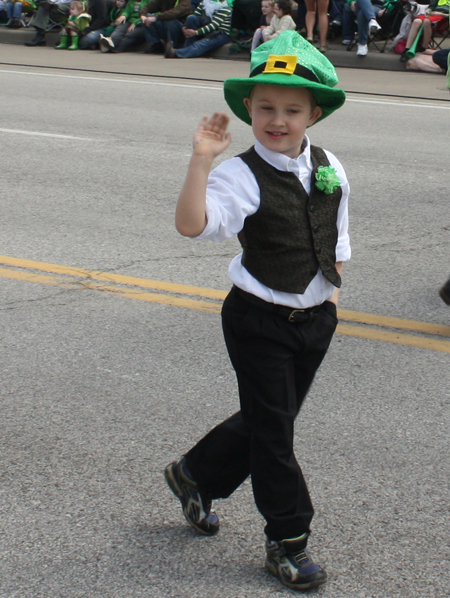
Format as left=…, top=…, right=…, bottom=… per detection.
left=324, top=150, right=351, bottom=263
left=195, top=157, right=260, bottom=242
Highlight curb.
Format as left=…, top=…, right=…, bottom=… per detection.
left=0, top=24, right=429, bottom=72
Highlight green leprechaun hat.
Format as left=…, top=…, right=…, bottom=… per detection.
left=224, top=30, right=346, bottom=125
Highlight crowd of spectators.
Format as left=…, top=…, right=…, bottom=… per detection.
left=0, top=0, right=448, bottom=70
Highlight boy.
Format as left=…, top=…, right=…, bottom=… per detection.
left=166, top=30, right=349, bottom=592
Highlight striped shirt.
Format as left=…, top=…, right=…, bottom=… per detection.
left=195, top=2, right=232, bottom=36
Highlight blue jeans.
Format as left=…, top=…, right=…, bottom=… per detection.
left=175, top=15, right=229, bottom=58
left=355, top=0, right=377, bottom=44
left=7, top=1, right=22, bottom=18
left=343, top=0, right=378, bottom=44
left=79, top=28, right=105, bottom=48
left=143, top=18, right=184, bottom=48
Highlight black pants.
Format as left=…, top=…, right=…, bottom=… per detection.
left=185, top=286, right=338, bottom=542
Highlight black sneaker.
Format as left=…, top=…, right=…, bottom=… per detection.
left=164, top=458, right=219, bottom=536
left=439, top=279, right=450, bottom=305
left=265, top=535, right=327, bottom=591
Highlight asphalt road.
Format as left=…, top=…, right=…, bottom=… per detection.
left=1, top=50, right=450, bottom=598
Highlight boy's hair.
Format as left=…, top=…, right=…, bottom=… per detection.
left=275, top=0, right=291, bottom=15
left=70, top=0, right=84, bottom=11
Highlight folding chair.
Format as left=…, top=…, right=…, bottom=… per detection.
left=26, top=0, right=67, bottom=32
left=430, top=14, right=449, bottom=49
left=21, top=0, right=37, bottom=27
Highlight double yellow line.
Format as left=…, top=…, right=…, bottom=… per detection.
left=2, top=254, right=450, bottom=353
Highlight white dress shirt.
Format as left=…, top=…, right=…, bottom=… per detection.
left=196, top=136, right=351, bottom=309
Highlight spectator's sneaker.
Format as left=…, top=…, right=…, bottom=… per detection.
left=164, top=458, right=219, bottom=536
left=342, top=38, right=352, bottom=45
left=439, top=279, right=450, bottom=305
left=369, top=18, right=381, bottom=34
left=99, top=34, right=114, bottom=53
left=265, top=535, right=327, bottom=591
left=356, top=43, right=368, bottom=56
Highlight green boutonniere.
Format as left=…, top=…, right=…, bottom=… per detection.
left=315, top=166, right=340, bottom=195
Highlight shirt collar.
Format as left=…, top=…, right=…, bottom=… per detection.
left=254, top=136, right=312, bottom=173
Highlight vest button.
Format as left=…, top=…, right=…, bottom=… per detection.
left=309, top=205, right=316, bottom=212
left=316, top=247, right=322, bottom=255
left=313, top=225, right=319, bottom=233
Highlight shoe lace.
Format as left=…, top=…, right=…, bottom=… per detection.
left=291, top=548, right=310, bottom=567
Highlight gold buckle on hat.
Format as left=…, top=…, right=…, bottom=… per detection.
left=263, top=54, right=297, bottom=75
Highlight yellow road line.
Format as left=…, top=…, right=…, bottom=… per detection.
left=0, top=255, right=227, bottom=300
left=337, top=324, right=450, bottom=354
left=1, top=255, right=450, bottom=353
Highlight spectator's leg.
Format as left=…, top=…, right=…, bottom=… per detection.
left=175, top=30, right=229, bottom=57
left=342, top=2, right=355, bottom=42
left=143, top=21, right=163, bottom=47
left=13, top=1, right=22, bottom=18
left=110, top=22, right=129, bottom=47
left=112, top=25, right=146, bottom=52
left=421, top=17, right=433, bottom=48
left=317, top=0, right=328, bottom=47
left=48, top=2, right=69, bottom=25
left=355, top=0, right=376, bottom=44
left=304, top=0, right=317, bottom=40
left=79, top=29, right=103, bottom=49
left=251, top=27, right=263, bottom=51
left=28, top=1, right=50, bottom=29
left=165, top=19, right=184, bottom=48
left=296, top=0, right=307, bottom=31
left=432, top=48, right=450, bottom=69
left=405, top=17, right=422, bottom=49
left=182, top=14, right=202, bottom=47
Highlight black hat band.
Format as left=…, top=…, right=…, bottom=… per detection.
left=250, top=62, right=320, bottom=84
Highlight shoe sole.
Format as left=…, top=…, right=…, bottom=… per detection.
left=265, top=559, right=327, bottom=590
left=164, top=463, right=219, bottom=536
left=439, top=288, right=450, bottom=305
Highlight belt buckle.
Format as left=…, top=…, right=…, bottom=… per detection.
left=288, top=309, right=306, bottom=322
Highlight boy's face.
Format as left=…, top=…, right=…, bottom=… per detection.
left=116, top=0, right=126, bottom=8
left=261, top=1, right=272, bottom=14
left=243, top=84, right=323, bottom=159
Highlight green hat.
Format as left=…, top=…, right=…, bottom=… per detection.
left=224, top=31, right=346, bottom=125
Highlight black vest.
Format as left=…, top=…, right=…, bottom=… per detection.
left=237, top=145, right=342, bottom=294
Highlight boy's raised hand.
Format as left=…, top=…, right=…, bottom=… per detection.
left=193, top=113, right=231, bottom=159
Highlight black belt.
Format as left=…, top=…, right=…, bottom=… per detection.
left=233, top=286, right=323, bottom=323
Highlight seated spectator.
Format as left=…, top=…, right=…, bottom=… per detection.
left=5, top=0, right=24, bottom=27
left=105, top=0, right=150, bottom=52
left=55, top=0, right=91, bottom=48
left=134, top=0, right=192, bottom=54
left=98, top=0, right=140, bottom=52
left=342, top=0, right=382, bottom=54
left=261, top=0, right=296, bottom=41
left=78, top=0, right=110, bottom=49
left=251, top=0, right=274, bottom=50
left=164, top=0, right=233, bottom=58
left=400, top=0, right=449, bottom=61
left=24, top=0, right=72, bottom=46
